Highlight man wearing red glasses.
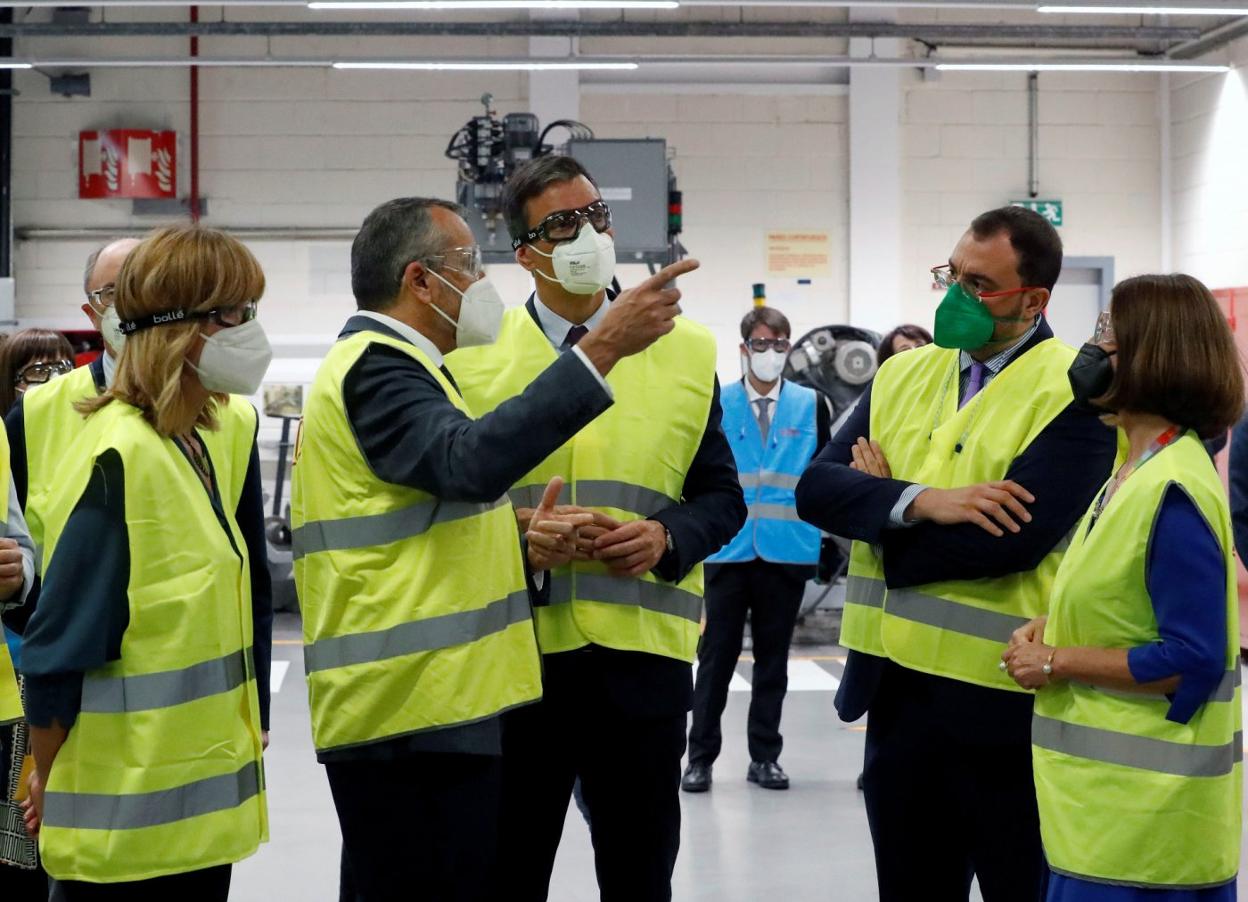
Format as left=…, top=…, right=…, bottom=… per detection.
left=796, top=207, right=1117, bottom=901
left=449, top=156, right=746, bottom=902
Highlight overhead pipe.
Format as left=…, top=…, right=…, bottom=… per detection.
left=0, top=20, right=1203, bottom=42
left=1027, top=71, right=1039, bottom=198
left=190, top=4, right=200, bottom=223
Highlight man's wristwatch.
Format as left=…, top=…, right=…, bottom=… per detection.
left=663, top=526, right=675, bottom=556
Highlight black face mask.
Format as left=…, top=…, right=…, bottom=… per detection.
left=1068, top=343, right=1116, bottom=411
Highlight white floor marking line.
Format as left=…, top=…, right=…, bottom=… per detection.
left=728, top=671, right=753, bottom=692
left=271, top=660, right=291, bottom=694
left=785, top=660, right=842, bottom=692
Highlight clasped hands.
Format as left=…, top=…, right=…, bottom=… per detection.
left=1001, top=616, right=1056, bottom=690
left=522, top=477, right=666, bottom=578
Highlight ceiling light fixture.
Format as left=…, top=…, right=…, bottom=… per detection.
left=937, top=61, right=1230, bottom=71
left=332, top=59, right=639, bottom=69
left=0, top=61, right=32, bottom=68
left=1038, top=5, right=1248, bottom=14
left=310, top=1, right=678, bottom=10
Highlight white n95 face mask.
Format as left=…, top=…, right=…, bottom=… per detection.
left=749, top=349, right=787, bottom=383
left=530, top=224, right=616, bottom=296
left=427, top=270, right=506, bottom=348
left=190, top=319, right=273, bottom=395
left=100, top=306, right=127, bottom=354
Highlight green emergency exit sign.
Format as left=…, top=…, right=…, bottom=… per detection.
left=1011, top=199, right=1063, bottom=226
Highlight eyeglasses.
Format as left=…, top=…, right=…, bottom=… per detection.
left=747, top=338, right=792, bottom=354
left=86, top=284, right=116, bottom=312
left=931, top=264, right=1042, bottom=303
left=424, top=245, right=485, bottom=281
left=16, top=359, right=74, bottom=386
left=1092, top=310, right=1115, bottom=344
left=512, top=201, right=612, bottom=250
left=119, top=300, right=259, bottom=336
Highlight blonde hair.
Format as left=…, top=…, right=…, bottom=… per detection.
left=76, top=225, right=265, bottom=437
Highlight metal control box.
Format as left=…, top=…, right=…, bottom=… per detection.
left=567, top=139, right=670, bottom=263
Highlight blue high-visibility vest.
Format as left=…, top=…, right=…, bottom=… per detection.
left=711, top=379, right=821, bottom=565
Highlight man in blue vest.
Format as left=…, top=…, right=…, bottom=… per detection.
left=682, top=306, right=830, bottom=793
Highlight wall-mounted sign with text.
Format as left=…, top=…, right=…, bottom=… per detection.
left=765, top=231, right=832, bottom=277
left=1010, top=199, right=1063, bottom=227
left=79, top=130, right=177, bottom=200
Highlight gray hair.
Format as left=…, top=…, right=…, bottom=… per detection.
left=82, top=237, right=137, bottom=296
left=351, top=198, right=463, bottom=312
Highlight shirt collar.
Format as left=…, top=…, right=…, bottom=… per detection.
left=532, top=293, right=610, bottom=350
left=744, top=377, right=782, bottom=404
left=355, top=310, right=445, bottom=367
left=959, top=315, right=1041, bottom=376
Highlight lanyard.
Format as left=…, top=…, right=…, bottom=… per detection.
left=1089, top=425, right=1181, bottom=527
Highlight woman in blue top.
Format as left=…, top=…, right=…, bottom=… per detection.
left=1004, top=273, right=1244, bottom=901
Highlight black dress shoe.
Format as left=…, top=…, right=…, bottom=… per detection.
left=747, top=761, right=790, bottom=790
left=681, top=763, right=712, bottom=793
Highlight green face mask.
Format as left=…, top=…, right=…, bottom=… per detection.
left=933, top=283, right=1031, bottom=351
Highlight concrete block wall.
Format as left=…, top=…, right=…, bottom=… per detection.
left=899, top=70, right=1164, bottom=334
left=1171, top=40, right=1248, bottom=290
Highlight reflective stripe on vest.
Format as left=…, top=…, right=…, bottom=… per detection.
left=863, top=339, right=1080, bottom=691
left=447, top=307, right=716, bottom=661
left=292, top=329, right=542, bottom=753
left=291, top=497, right=508, bottom=560
left=303, top=591, right=531, bottom=673
left=36, top=401, right=267, bottom=883
left=1033, top=434, right=1241, bottom=889
left=45, top=763, right=263, bottom=832
left=81, top=647, right=252, bottom=714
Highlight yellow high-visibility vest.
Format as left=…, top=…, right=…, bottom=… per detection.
left=448, top=307, right=717, bottom=662
left=37, top=400, right=268, bottom=882
left=840, top=338, right=1079, bottom=691
left=292, top=330, right=542, bottom=753
left=1034, top=432, right=1241, bottom=889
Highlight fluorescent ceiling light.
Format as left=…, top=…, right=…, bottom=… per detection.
left=310, top=1, right=678, bottom=9
left=0, top=62, right=32, bottom=68
left=938, top=61, right=1230, bottom=71
left=333, top=60, right=639, bottom=69
left=1038, top=5, right=1248, bottom=13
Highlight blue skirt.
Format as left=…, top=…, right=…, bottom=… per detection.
left=1047, top=874, right=1237, bottom=902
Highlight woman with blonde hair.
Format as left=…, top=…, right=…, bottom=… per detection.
left=19, top=224, right=272, bottom=900
left=1004, top=273, right=1244, bottom=901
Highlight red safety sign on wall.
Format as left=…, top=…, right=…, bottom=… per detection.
left=79, top=130, right=177, bottom=199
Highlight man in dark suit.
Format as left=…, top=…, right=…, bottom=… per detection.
left=796, top=207, right=1117, bottom=902
left=298, top=197, right=697, bottom=902
left=448, top=156, right=747, bottom=902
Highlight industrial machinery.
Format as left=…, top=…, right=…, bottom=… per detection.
left=448, top=94, right=684, bottom=268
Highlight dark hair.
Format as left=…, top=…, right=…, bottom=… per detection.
left=351, top=197, right=462, bottom=311
left=1098, top=274, right=1245, bottom=439
left=503, top=155, right=598, bottom=242
left=877, top=324, right=933, bottom=367
left=0, top=328, right=74, bottom=413
left=969, top=206, right=1063, bottom=292
left=740, top=306, right=791, bottom=342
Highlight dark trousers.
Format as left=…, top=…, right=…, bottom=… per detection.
left=50, top=865, right=231, bottom=901
left=2, top=862, right=49, bottom=901
left=497, top=672, right=688, bottom=902
left=862, top=661, right=1047, bottom=902
left=688, top=560, right=805, bottom=766
left=326, top=752, right=501, bottom=902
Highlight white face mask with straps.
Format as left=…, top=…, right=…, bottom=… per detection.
left=426, top=269, right=506, bottom=348
left=528, top=224, right=616, bottom=296
left=189, top=319, right=273, bottom=395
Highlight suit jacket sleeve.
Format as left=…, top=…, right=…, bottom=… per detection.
left=344, top=343, right=612, bottom=502
left=794, top=383, right=916, bottom=544
left=649, top=377, right=748, bottom=583
left=878, top=404, right=1116, bottom=588
left=234, top=440, right=273, bottom=731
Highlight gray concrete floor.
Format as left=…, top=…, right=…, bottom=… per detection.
left=231, top=615, right=1248, bottom=901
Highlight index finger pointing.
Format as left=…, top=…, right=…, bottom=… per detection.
left=536, top=477, right=565, bottom=512
left=638, top=258, right=700, bottom=291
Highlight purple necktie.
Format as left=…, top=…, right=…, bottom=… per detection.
left=561, top=325, right=589, bottom=351
left=960, top=361, right=986, bottom=409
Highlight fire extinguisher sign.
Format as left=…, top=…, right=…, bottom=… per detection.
left=79, top=130, right=176, bottom=200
